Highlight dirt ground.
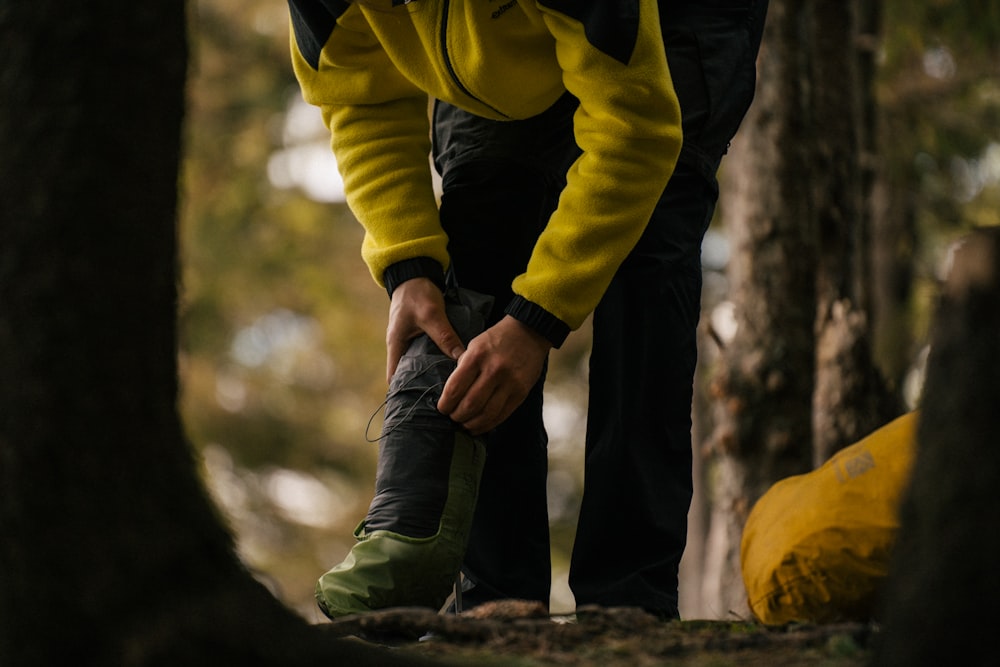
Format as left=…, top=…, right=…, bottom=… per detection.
left=321, top=602, right=874, bottom=666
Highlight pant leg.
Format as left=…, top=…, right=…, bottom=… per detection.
left=569, top=0, right=768, bottom=617
left=439, top=161, right=555, bottom=606
left=569, top=168, right=713, bottom=617
left=432, top=94, right=581, bottom=607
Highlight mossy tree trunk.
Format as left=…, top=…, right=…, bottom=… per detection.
left=0, top=4, right=429, bottom=665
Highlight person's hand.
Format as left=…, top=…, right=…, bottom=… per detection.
left=386, top=277, right=465, bottom=382
left=437, top=315, right=552, bottom=435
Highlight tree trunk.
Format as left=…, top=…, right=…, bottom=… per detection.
left=869, top=19, right=920, bottom=397
left=809, top=0, right=899, bottom=466
left=874, top=227, right=1000, bottom=666
left=870, top=164, right=919, bottom=393
left=0, top=5, right=429, bottom=665
left=702, top=0, right=817, bottom=617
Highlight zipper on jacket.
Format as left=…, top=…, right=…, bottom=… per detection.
left=440, top=0, right=509, bottom=118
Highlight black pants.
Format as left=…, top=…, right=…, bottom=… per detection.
left=431, top=0, right=768, bottom=618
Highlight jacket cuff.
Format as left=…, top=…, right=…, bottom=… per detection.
left=505, top=295, right=570, bottom=348
left=383, top=257, right=446, bottom=297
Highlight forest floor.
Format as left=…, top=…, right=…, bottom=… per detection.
left=321, top=601, right=874, bottom=666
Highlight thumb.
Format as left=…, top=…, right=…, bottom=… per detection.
left=427, top=319, right=466, bottom=362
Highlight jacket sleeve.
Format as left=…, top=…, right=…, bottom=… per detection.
left=511, top=0, right=682, bottom=331
left=289, top=4, right=448, bottom=289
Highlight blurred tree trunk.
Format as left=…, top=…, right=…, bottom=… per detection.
left=702, top=0, right=817, bottom=617
left=0, top=4, right=426, bottom=666
left=701, top=0, right=899, bottom=616
left=868, top=2, right=924, bottom=398
left=875, top=227, right=1000, bottom=666
left=810, top=0, right=899, bottom=466
left=870, top=121, right=920, bottom=394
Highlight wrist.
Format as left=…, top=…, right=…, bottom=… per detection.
left=383, top=257, right=446, bottom=297
left=502, top=315, right=554, bottom=353
left=504, top=295, right=570, bottom=348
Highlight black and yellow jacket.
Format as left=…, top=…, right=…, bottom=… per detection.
left=288, top=0, right=682, bottom=346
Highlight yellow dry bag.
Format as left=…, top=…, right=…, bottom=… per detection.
left=741, top=411, right=917, bottom=625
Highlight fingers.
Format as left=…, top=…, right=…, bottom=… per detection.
left=461, top=394, right=521, bottom=436
left=424, top=317, right=465, bottom=363
left=437, top=317, right=551, bottom=434
left=437, top=349, right=491, bottom=421
left=384, top=277, right=465, bottom=383
left=438, top=353, right=519, bottom=435
left=386, top=289, right=551, bottom=434
left=385, top=303, right=415, bottom=383
left=385, top=336, right=407, bottom=384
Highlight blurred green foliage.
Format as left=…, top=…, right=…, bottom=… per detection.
left=180, top=0, right=390, bottom=617
left=864, top=0, right=1000, bottom=388
left=179, top=0, right=999, bottom=620
left=880, top=0, right=1000, bottom=257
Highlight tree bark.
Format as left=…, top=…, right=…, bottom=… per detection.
left=809, top=0, right=899, bottom=465
left=874, top=227, right=1000, bottom=666
left=0, top=4, right=429, bottom=665
left=702, top=0, right=817, bottom=617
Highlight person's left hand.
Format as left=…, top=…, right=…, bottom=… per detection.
left=437, top=315, right=552, bottom=435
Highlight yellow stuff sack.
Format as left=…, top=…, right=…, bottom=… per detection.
left=740, top=411, right=918, bottom=625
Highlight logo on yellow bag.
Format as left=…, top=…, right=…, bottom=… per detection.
left=833, top=449, right=876, bottom=483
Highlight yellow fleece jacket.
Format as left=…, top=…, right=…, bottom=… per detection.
left=289, top=0, right=682, bottom=339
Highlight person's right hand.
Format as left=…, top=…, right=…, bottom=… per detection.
left=385, top=277, right=466, bottom=383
